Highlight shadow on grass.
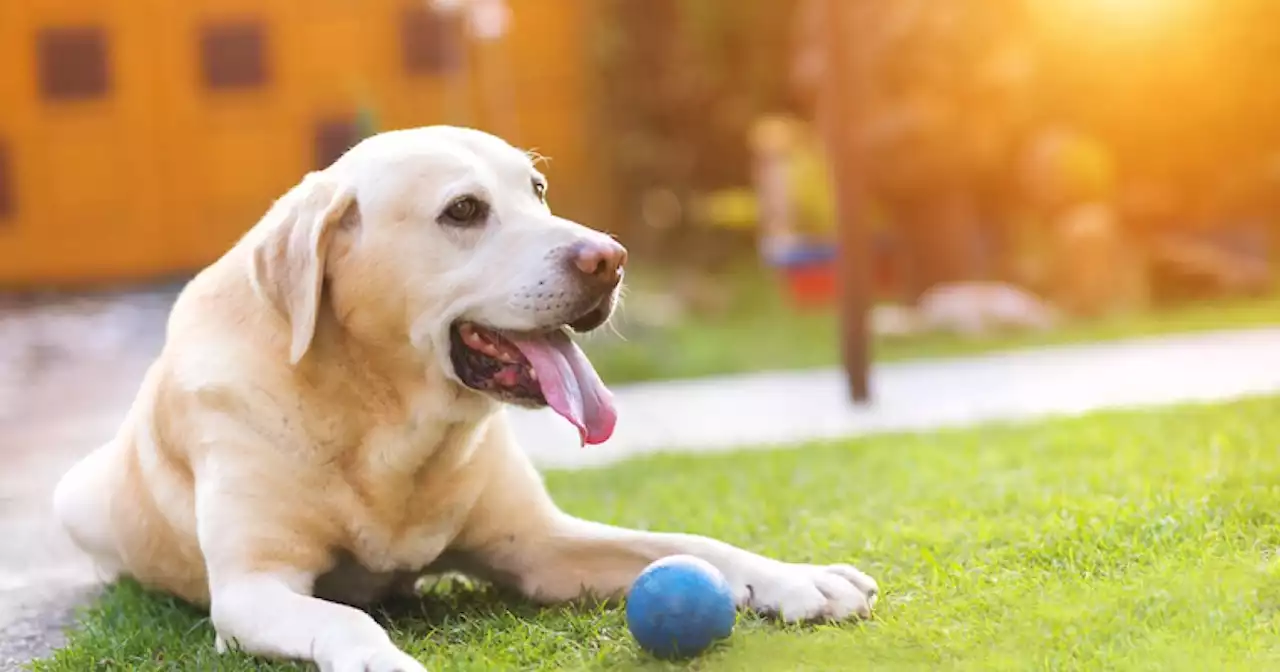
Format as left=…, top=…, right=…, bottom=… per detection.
left=44, top=576, right=765, bottom=671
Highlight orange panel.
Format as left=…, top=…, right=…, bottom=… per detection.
left=502, top=0, right=597, bottom=223
left=381, top=2, right=473, bottom=131
left=150, top=0, right=306, bottom=271
left=0, top=0, right=598, bottom=287
left=286, top=0, right=395, bottom=162
left=0, top=0, right=38, bottom=272
left=0, top=0, right=166, bottom=286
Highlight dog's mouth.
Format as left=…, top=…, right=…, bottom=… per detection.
left=449, top=322, right=616, bottom=446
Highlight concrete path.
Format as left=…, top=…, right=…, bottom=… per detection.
left=3, top=286, right=1280, bottom=667
left=511, top=327, right=1280, bottom=468
left=0, top=293, right=170, bottom=669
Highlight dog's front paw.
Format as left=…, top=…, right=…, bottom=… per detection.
left=740, top=561, right=878, bottom=622
left=324, top=644, right=427, bottom=672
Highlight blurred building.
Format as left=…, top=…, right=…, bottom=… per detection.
left=0, top=0, right=597, bottom=288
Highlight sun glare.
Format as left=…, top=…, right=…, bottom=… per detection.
left=1031, top=0, right=1194, bottom=47
left=1088, top=0, right=1172, bottom=21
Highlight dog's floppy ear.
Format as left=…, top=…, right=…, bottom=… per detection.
left=251, top=170, right=355, bottom=365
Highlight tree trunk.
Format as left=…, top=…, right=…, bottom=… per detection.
left=896, top=189, right=982, bottom=302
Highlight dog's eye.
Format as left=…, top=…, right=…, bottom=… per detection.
left=532, top=180, right=547, bottom=203
left=440, top=196, right=487, bottom=226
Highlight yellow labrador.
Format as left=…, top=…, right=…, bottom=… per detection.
left=52, top=126, right=877, bottom=671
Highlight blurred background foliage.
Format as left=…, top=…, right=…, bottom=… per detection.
left=571, top=0, right=1280, bottom=380
left=589, top=0, right=1280, bottom=263
left=591, top=0, right=796, bottom=262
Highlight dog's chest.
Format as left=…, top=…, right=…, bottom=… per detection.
left=335, top=415, right=484, bottom=573
left=347, top=516, right=455, bottom=574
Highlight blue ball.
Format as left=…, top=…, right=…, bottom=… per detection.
left=625, top=555, right=737, bottom=659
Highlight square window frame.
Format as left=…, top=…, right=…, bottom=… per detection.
left=399, top=6, right=464, bottom=76
left=314, top=117, right=363, bottom=170
left=37, top=26, right=111, bottom=101
left=199, top=20, right=269, bottom=91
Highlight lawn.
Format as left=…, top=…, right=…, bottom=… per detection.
left=33, top=396, right=1280, bottom=671
left=584, top=266, right=1280, bottom=384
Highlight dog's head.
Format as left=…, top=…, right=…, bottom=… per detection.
left=249, top=126, right=623, bottom=444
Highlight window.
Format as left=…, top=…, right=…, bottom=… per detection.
left=200, top=21, right=268, bottom=90
left=0, top=141, right=12, bottom=222
left=400, top=6, right=463, bottom=75
left=314, top=118, right=362, bottom=170
left=37, top=27, right=110, bottom=101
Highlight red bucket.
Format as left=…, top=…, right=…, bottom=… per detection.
left=771, top=236, right=903, bottom=308
left=782, top=260, right=837, bottom=308
left=772, top=244, right=838, bottom=309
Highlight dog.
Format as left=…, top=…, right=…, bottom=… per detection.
left=52, top=126, right=878, bottom=671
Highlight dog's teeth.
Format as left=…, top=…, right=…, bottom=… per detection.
left=528, top=368, right=538, bottom=382
left=469, top=336, right=494, bottom=354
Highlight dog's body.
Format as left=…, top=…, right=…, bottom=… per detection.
left=53, top=127, right=876, bottom=672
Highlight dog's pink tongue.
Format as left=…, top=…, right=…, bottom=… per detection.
left=508, top=330, right=617, bottom=446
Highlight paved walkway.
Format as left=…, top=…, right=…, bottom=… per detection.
left=4, top=290, right=1280, bottom=667
left=511, top=327, right=1280, bottom=468
left=0, top=293, right=171, bottom=669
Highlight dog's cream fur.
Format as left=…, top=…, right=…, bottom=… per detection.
left=52, top=126, right=877, bottom=672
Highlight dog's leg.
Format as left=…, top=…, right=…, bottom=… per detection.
left=458, top=454, right=878, bottom=622
left=209, top=572, right=427, bottom=672
left=198, top=492, right=426, bottom=672
left=52, top=441, right=126, bottom=580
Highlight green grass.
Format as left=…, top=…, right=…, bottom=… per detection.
left=34, top=396, right=1280, bottom=671
left=584, top=267, right=1280, bottom=383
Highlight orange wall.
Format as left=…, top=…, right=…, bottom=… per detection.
left=0, top=0, right=595, bottom=287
